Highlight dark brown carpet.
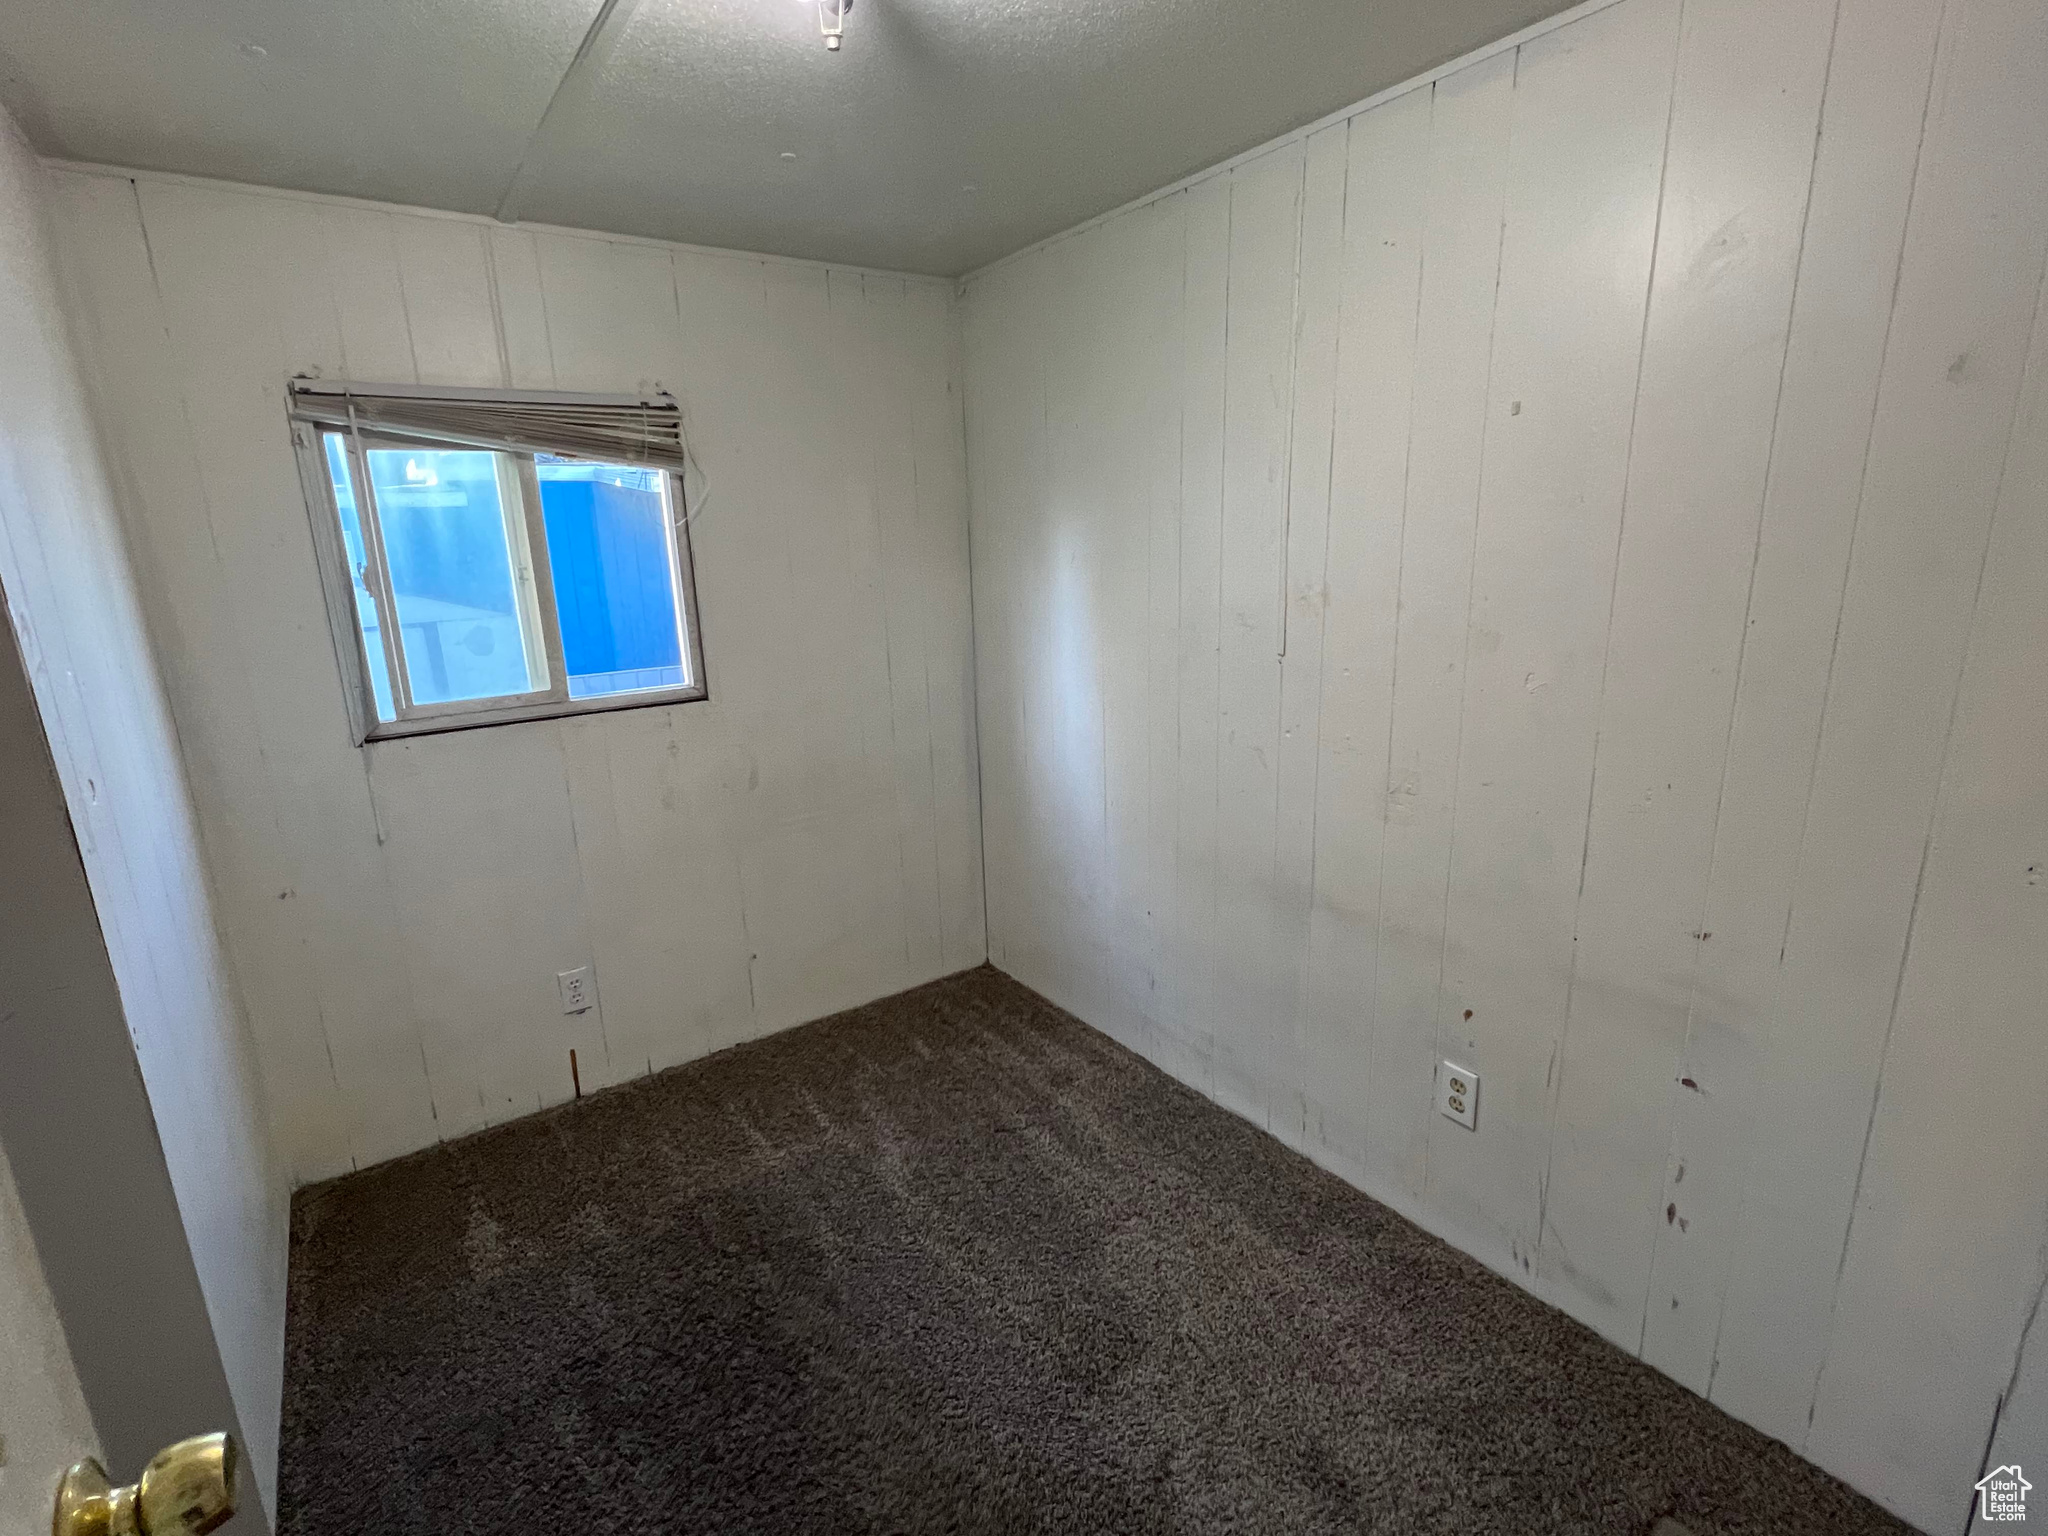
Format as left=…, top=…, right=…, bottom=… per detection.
left=279, top=966, right=1911, bottom=1535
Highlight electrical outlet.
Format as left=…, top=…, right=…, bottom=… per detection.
left=1437, top=1061, right=1479, bottom=1130
left=557, top=966, right=596, bottom=1015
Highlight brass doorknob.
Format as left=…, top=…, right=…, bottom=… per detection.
left=53, top=1432, right=238, bottom=1536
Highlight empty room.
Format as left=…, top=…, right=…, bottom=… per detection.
left=0, top=0, right=2041, bottom=1531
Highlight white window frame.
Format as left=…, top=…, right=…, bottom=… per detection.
left=291, top=398, right=708, bottom=745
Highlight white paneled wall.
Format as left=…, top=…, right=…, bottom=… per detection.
left=2, top=119, right=286, bottom=1513
left=961, top=0, right=2048, bottom=1527
left=49, top=172, right=984, bottom=1187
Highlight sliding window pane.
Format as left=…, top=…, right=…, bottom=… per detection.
left=535, top=459, right=689, bottom=699
left=363, top=447, right=542, bottom=706
left=321, top=432, right=396, bottom=722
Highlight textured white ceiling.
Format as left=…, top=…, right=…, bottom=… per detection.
left=1, top=0, right=1573, bottom=276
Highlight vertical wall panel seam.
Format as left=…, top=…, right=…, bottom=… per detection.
left=1369, top=88, right=1433, bottom=1167
left=482, top=225, right=511, bottom=389
left=1170, top=192, right=1190, bottom=1030
left=1276, top=153, right=1309, bottom=664
left=1696, top=0, right=1948, bottom=1413
left=1208, top=178, right=1236, bottom=1039
left=1535, top=0, right=1688, bottom=1283
left=133, top=179, right=349, bottom=1172
left=538, top=236, right=562, bottom=386
left=1637, top=0, right=1849, bottom=1354
left=1421, top=42, right=1521, bottom=1206
left=912, top=439, right=946, bottom=954
left=1270, top=145, right=1312, bottom=1139
left=1301, top=124, right=1355, bottom=1139
left=83, top=177, right=296, bottom=1172
left=389, top=216, right=423, bottom=385
left=846, top=271, right=914, bottom=970
left=1975, top=1263, right=2048, bottom=1534
left=553, top=720, right=605, bottom=1074
left=1807, top=226, right=2048, bottom=1449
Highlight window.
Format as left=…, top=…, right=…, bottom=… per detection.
left=290, top=382, right=706, bottom=741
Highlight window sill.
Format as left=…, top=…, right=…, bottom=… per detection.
left=360, top=683, right=709, bottom=743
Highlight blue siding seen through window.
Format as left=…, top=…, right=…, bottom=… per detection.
left=316, top=433, right=696, bottom=725
left=537, top=460, right=687, bottom=698
left=364, top=447, right=536, bottom=704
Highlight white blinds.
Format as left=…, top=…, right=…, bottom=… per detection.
left=288, top=379, right=691, bottom=472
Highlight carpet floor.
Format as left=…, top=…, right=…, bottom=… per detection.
left=279, top=966, right=1912, bottom=1535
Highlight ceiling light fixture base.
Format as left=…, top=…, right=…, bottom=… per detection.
left=815, top=0, right=851, bottom=51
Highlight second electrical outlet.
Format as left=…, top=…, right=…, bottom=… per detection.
left=1437, top=1060, right=1479, bottom=1130
left=558, top=966, right=597, bottom=1015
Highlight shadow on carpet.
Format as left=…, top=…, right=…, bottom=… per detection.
left=279, top=966, right=1912, bottom=1535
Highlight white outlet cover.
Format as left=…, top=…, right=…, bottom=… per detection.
left=1438, top=1060, right=1479, bottom=1130
left=557, top=966, right=596, bottom=1015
